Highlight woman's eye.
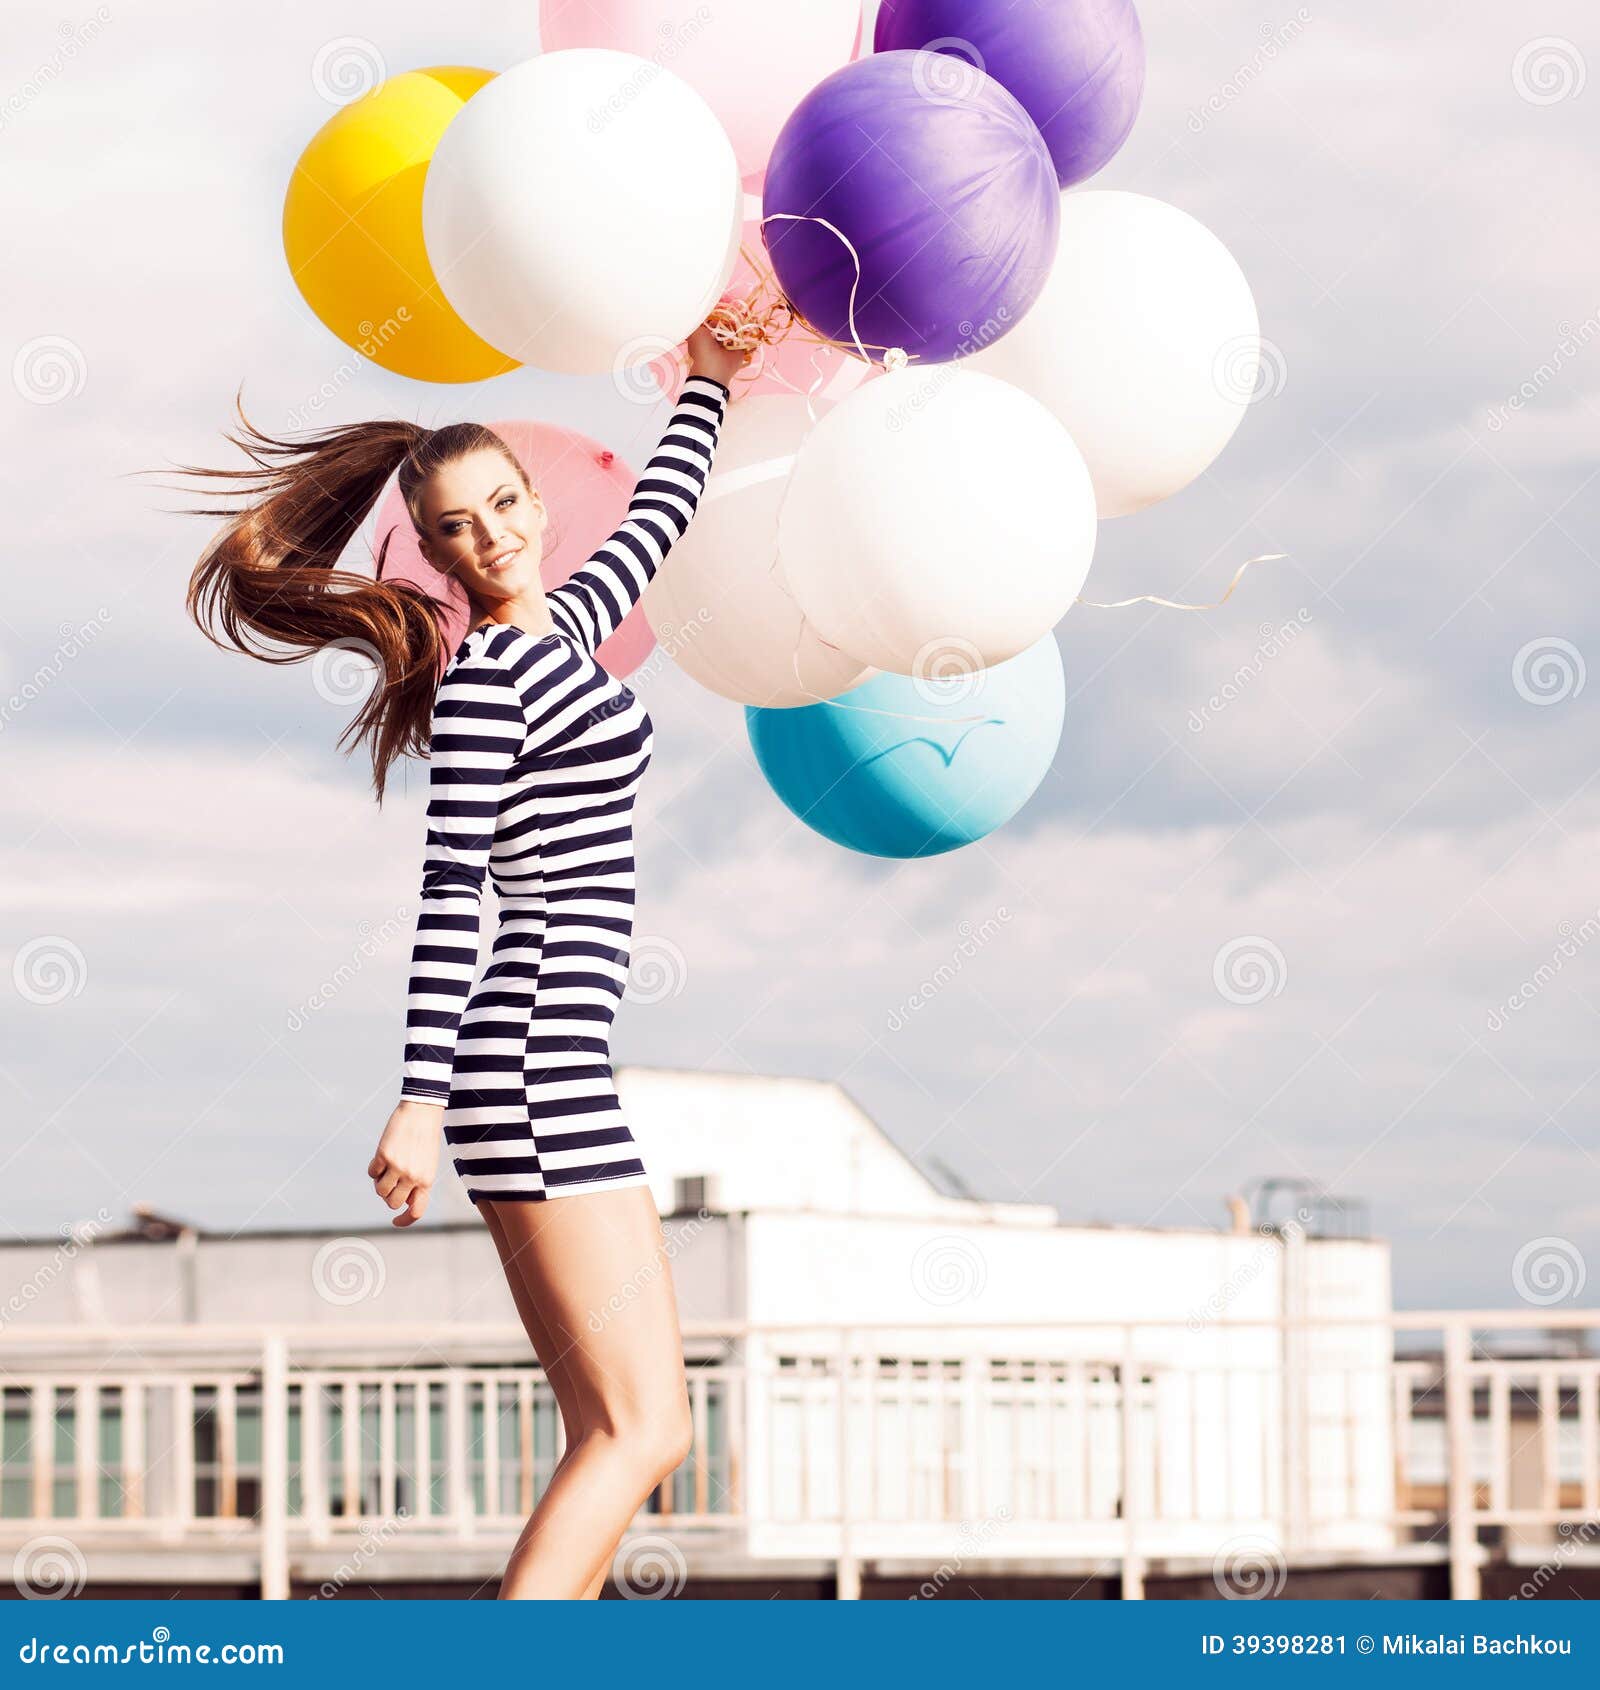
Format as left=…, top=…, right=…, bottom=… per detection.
left=496, top=494, right=516, bottom=509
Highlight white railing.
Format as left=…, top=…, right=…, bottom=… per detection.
left=1, top=1313, right=1596, bottom=1598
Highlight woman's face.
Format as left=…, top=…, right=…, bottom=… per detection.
left=414, top=446, right=547, bottom=608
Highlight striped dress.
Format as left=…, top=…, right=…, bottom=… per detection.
left=399, top=375, right=730, bottom=1203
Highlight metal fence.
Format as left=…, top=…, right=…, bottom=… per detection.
left=1, top=1312, right=1595, bottom=1598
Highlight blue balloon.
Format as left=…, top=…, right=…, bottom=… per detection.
left=746, top=637, right=1066, bottom=858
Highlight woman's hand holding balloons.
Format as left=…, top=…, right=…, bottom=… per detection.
left=686, top=318, right=752, bottom=391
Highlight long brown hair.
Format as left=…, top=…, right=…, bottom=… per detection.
left=163, top=392, right=528, bottom=802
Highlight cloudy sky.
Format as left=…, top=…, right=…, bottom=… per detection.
left=1, top=0, right=1596, bottom=1309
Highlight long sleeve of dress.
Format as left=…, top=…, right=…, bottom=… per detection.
left=398, top=645, right=525, bottom=1105
left=545, top=375, right=730, bottom=654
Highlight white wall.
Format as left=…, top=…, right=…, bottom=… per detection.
left=621, top=1066, right=1056, bottom=1226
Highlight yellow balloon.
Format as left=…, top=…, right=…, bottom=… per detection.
left=283, top=67, right=519, bottom=385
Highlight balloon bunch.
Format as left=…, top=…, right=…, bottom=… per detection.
left=279, top=0, right=1268, bottom=860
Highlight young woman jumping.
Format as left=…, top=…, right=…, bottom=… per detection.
left=177, top=320, right=747, bottom=1597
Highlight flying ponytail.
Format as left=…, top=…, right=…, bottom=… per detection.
left=162, top=391, right=528, bottom=802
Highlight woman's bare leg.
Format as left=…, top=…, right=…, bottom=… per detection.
left=484, top=1185, right=692, bottom=1599
left=479, top=1199, right=609, bottom=1598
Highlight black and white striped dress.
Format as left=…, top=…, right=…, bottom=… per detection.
left=399, top=375, right=730, bottom=1203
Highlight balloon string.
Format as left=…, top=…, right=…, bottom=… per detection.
left=1076, top=553, right=1287, bottom=610
left=754, top=212, right=884, bottom=370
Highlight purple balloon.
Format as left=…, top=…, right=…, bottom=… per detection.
left=875, top=0, right=1145, bottom=188
left=762, top=51, right=1059, bottom=366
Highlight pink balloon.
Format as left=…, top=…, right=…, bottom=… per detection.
left=374, top=423, right=653, bottom=678
left=539, top=0, right=862, bottom=179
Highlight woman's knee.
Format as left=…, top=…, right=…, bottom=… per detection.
left=593, top=1392, right=693, bottom=1487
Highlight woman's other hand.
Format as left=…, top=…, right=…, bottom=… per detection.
left=369, top=1101, right=444, bottom=1227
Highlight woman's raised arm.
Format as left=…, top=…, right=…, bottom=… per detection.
left=544, top=375, right=731, bottom=654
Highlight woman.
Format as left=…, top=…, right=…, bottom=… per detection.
left=179, top=321, right=748, bottom=1597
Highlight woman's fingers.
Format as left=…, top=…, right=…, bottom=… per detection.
left=372, top=1162, right=405, bottom=1202
left=392, top=1184, right=430, bottom=1228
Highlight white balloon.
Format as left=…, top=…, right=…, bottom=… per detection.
left=642, top=396, right=871, bottom=708
left=967, top=190, right=1260, bottom=518
left=422, top=50, right=741, bottom=374
left=778, top=367, right=1097, bottom=675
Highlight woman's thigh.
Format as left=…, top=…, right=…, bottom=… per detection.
left=478, top=1198, right=584, bottom=1435
left=483, top=1184, right=687, bottom=1432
